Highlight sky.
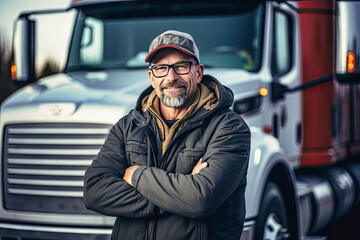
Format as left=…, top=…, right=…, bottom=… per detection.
left=0, top=0, right=74, bottom=71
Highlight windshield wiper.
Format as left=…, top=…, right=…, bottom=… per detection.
left=124, top=65, right=148, bottom=69
left=202, top=64, right=214, bottom=68
left=65, top=64, right=107, bottom=72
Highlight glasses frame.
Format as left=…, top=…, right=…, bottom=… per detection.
left=149, top=61, right=198, bottom=77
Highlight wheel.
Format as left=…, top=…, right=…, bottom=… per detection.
left=254, top=182, right=290, bottom=240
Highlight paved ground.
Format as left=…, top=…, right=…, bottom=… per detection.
left=322, top=204, right=360, bottom=240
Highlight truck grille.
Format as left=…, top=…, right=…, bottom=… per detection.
left=3, top=123, right=112, bottom=214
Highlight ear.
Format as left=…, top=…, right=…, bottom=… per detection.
left=148, top=70, right=155, bottom=88
left=196, top=64, right=204, bottom=84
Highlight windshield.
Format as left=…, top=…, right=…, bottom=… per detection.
left=66, top=2, right=263, bottom=72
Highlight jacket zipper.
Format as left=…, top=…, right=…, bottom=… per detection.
left=145, top=219, right=152, bottom=240
left=148, top=108, right=166, bottom=142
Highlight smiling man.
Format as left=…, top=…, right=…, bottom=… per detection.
left=84, top=30, right=250, bottom=240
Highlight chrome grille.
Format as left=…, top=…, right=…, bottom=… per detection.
left=3, top=123, right=112, bottom=214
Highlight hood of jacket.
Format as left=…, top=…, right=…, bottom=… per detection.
left=133, top=74, right=235, bottom=155
left=134, top=74, right=234, bottom=120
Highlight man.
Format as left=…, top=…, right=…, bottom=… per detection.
left=84, top=30, right=250, bottom=240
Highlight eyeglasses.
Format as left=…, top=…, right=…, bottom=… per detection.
left=149, top=61, right=198, bottom=77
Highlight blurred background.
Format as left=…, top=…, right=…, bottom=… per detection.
left=0, top=1, right=359, bottom=239
left=0, top=0, right=72, bottom=103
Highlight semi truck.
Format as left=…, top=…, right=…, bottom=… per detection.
left=1, top=0, right=360, bottom=239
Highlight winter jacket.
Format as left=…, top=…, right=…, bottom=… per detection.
left=83, top=75, right=250, bottom=240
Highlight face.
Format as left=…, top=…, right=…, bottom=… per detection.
left=148, top=48, right=204, bottom=109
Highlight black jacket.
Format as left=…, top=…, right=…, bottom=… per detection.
left=84, top=75, right=250, bottom=240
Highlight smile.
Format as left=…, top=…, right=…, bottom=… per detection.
left=161, top=85, right=186, bottom=90
left=165, top=86, right=185, bottom=90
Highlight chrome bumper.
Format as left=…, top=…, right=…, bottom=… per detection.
left=0, top=222, right=112, bottom=240
left=240, top=220, right=255, bottom=240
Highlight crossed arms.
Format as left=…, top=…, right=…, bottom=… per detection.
left=84, top=114, right=250, bottom=219
left=123, top=158, right=207, bottom=185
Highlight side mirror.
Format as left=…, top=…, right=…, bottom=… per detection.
left=11, top=16, right=36, bottom=85
left=81, top=23, right=94, bottom=48
left=335, top=2, right=360, bottom=83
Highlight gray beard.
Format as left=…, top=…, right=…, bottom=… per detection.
left=160, top=92, right=187, bottom=108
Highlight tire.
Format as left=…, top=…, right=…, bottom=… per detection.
left=254, top=182, right=289, bottom=240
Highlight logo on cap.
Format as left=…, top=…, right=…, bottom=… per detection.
left=145, top=30, right=200, bottom=63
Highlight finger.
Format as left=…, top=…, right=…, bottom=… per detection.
left=192, top=162, right=208, bottom=175
left=194, top=159, right=203, bottom=169
left=198, top=162, right=208, bottom=171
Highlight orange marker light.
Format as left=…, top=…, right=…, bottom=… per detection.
left=11, top=65, right=16, bottom=73
left=259, top=87, right=268, bottom=96
left=11, top=61, right=17, bottom=80
left=263, top=125, right=272, bottom=135
left=347, top=51, right=356, bottom=73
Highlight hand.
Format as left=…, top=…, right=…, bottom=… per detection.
left=191, top=158, right=208, bottom=175
left=123, top=165, right=140, bottom=186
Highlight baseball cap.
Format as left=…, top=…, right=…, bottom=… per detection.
left=145, top=30, right=200, bottom=63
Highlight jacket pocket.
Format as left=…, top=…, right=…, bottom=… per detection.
left=126, top=140, right=147, bottom=166
left=176, top=148, right=205, bottom=174
left=156, top=214, right=205, bottom=240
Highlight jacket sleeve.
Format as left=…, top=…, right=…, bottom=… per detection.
left=83, top=119, right=157, bottom=218
left=131, top=113, right=250, bottom=218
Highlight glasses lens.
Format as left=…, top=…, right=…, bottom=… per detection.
left=174, top=62, right=191, bottom=75
left=152, top=65, right=169, bottom=77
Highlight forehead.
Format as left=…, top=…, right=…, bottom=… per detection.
left=151, top=48, right=193, bottom=64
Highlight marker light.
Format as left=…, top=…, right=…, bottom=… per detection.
left=259, top=87, right=268, bottom=96
left=11, top=61, right=17, bottom=80
left=347, top=51, right=356, bottom=73
left=263, top=125, right=272, bottom=135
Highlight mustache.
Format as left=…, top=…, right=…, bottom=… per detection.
left=160, top=80, right=187, bottom=90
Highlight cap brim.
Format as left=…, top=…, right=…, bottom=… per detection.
left=145, top=44, right=197, bottom=63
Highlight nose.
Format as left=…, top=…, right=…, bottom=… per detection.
left=165, top=66, right=178, bottom=81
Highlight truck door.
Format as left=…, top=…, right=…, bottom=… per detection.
left=270, top=2, right=302, bottom=163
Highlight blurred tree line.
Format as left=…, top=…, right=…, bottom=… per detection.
left=0, top=34, right=17, bottom=104
left=0, top=31, right=60, bottom=104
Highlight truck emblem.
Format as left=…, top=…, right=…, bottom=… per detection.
left=48, top=105, right=63, bottom=116
left=39, top=103, right=76, bottom=117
